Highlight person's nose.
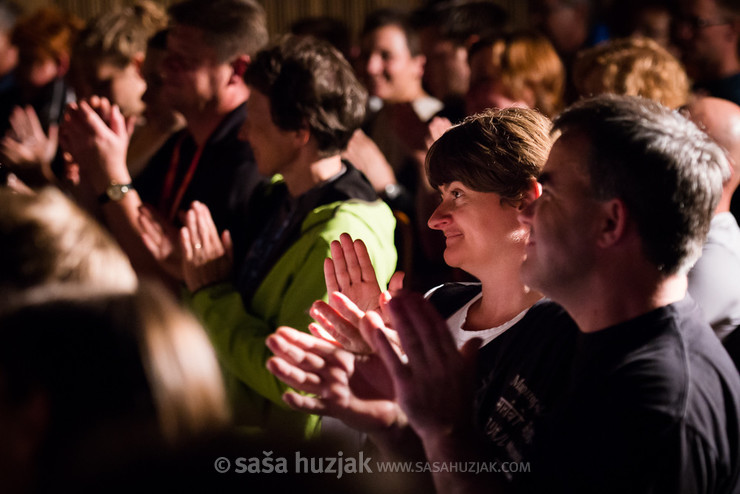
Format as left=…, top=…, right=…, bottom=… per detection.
left=428, top=200, right=451, bottom=230
left=365, top=52, right=383, bottom=76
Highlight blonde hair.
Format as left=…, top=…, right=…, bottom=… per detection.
left=471, top=32, right=565, bottom=118
left=73, top=0, right=168, bottom=69
left=0, top=187, right=137, bottom=296
left=134, top=283, right=231, bottom=440
left=0, top=282, right=230, bottom=446
left=573, top=37, right=690, bottom=109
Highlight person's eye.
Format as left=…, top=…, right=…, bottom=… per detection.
left=451, top=189, right=463, bottom=199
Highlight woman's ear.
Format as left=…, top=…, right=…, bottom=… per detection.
left=518, top=177, right=541, bottom=210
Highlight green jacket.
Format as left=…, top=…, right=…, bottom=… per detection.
left=189, top=196, right=396, bottom=437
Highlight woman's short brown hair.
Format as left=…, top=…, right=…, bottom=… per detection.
left=427, top=107, right=552, bottom=204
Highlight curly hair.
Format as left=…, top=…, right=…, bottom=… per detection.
left=573, top=37, right=690, bottom=109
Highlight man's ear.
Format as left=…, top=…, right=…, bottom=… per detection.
left=295, top=126, right=311, bottom=147
left=518, top=177, right=541, bottom=210
left=412, top=54, right=426, bottom=80
left=131, top=52, right=145, bottom=76
left=596, top=198, right=628, bottom=248
left=230, top=54, right=250, bottom=83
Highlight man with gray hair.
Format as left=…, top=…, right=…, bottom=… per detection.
left=514, top=94, right=740, bottom=492
left=372, top=95, right=740, bottom=493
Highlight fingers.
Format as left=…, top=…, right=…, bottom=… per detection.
left=266, top=333, right=326, bottom=371
left=25, top=106, right=45, bottom=138
left=324, top=257, right=340, bottom=294
left=392, top=294, right=456, bottom=366
left=184, top=208, right=202, bottom=255
left=192, top=201, right=222, bottom=255
left=329, top=238, right=351, bottom=288
left=309, top=299, right=367, bottom=353
left=180, top=226, right=193, bottom=262
left=282, top=391, right=327, bottom=414
left=138, top=205, right=164, bottom=239
left=274, top=326, right=342, bottom=356
left=308, top=322, right=341, bottom=346
left=328, top=292, right=364, bottom=327
left=360, top=310, right=403, bottom=356
left=339, top=233, right=363, bottom=285
left=373, top=317, right=411, bottom=386
left=386, top=295, right=429, bottom=368
left=388, top=271, right=405, bottom=294
left=221, top=229, right=233, bottom=264
left=352, top=237, right=377, bottom=285
left=109, top=104, right=126, bottom=135
left=266, top=357, right=322, bottom=394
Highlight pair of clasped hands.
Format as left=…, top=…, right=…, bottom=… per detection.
left=60, top=96, right=230, bottom=291
left=265, top=233, right=479, bottom=444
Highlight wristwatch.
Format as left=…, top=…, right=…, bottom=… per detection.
left=98, top=181, right=133, bottom=204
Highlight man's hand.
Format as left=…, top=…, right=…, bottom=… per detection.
left=139, top=204, right=184, bottom=280
left=180, top=201, right=233, bottom=292
left=60, top=97, right=135, bottom=193
left=374, top=292, right=479, bottom=441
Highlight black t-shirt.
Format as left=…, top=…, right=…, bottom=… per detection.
left=520, top=297, right=740, bottom=494
left=133, top=103, right=263, bottom=231
left=473, top=299, right=578, bottom=468
left=428, top=284, right=580, bottom=470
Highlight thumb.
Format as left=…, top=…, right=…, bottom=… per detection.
left=388, top=271, right=405, bottom=294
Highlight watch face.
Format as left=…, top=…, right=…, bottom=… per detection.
left=107, top=184, right=129, bottom=201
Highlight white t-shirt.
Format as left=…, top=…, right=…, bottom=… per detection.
left=425, top=284, right=530, bottom=348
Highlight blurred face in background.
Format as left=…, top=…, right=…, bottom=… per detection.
left=465, top=44, right=529, bottom=115
left=676, top=0, right=736, bottom=78
left=419, top=26, right=470, bottom=100
left=360, top=24, right=425, bottom=103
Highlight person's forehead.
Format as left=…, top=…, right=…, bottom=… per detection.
left=364, top=25, right=409, bottom=52
left=95, top=61, right=128, bottom=81
left=683, top=0, right=718, bottom=15
left=168, top=25, right=215, bottom=56
left=543, top=132, right=591, bottom=184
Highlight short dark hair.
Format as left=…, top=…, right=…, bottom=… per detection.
left=362, top=8, right=421, bottom=56
left=427, top=107, right=552, bottom=205
left=244, top=35, right=367, bottom=157
left=553, top=95, right=727, bottom=275
left=413, top=1, right=508, bottom=46
left=168, top=0, right=267, bottom=62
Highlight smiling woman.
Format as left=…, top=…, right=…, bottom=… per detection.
left=424, top=108, right=551, bottom=333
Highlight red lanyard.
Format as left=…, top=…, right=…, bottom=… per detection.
left=159, top=134, right=207, bottom=222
